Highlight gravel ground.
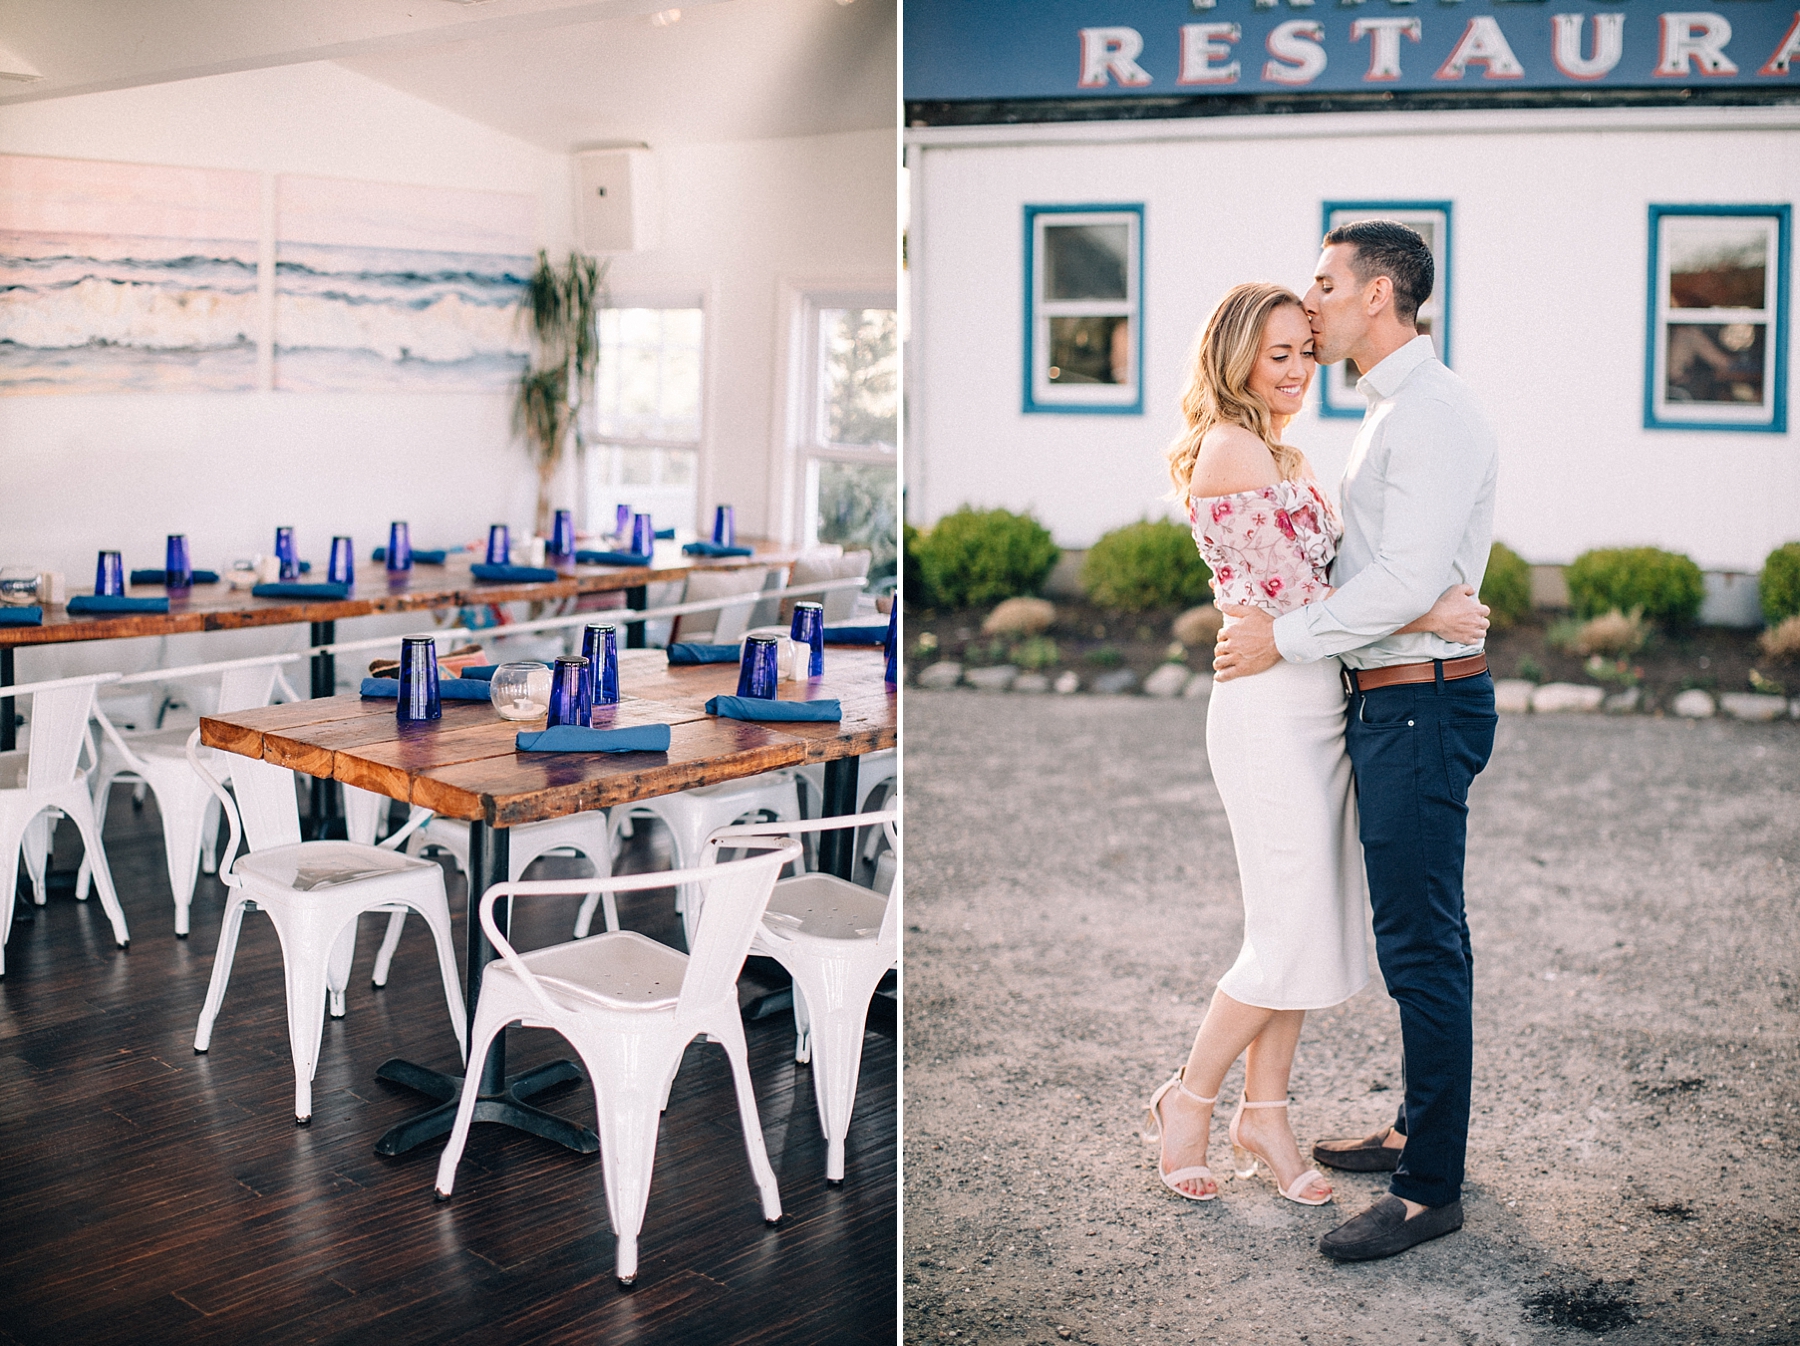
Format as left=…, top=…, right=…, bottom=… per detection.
left=902, top=691, right=1800, bottom=1346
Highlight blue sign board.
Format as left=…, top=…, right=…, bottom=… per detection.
left=904, top=1, right=1800, bottom=100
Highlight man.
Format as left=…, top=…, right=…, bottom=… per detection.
left=1212, top=219, right=1499, bottom=1261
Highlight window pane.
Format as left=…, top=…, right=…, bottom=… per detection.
left=1668, top=227, right=1768, bottom=310
left=819, top=308, right=897, bottom=448
left=596, top=306, right=703, bottom=441
left=1047, top=315, right=1129, bottom=385
left=1043, top=224, right=1129, bottom=301
left=619, top=446, right=657, bottom=484
left=813, top=460, right=897, bottom=583
left=584, top=443, right=698, bottom=537
left=661, top=447, right=696, bottom=487
left=1665, top=322, right=1766, bottom=404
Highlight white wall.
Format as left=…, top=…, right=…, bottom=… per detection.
left=908, top=107, right=1800, bottom=572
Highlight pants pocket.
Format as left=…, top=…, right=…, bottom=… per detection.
left=1439, top=715, right=1496, bottom=805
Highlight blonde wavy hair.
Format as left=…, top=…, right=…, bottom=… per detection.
left=1167, top=282, right=1309, bottom=498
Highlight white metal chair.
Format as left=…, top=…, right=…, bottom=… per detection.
left=185, top=732, right=467, bottom=1124
left=432, top=838, right=800, bottom=1287
left=0, top=674, right=132, bottom=975
left=669, top=567, right=771, bottom=645
left=793, top=749, right=896, bottom=868
left=712, top=810, right=897, bottom=1183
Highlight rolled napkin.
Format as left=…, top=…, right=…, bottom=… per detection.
left=516, top=723, right=672, bottom=753
left=0, top=605, right=43, bottom=627
left=360, top=677, right=495, bottom=702
left=667, top=642, right=742, bottom=665
left=655, top=527, right=675, bottom=539
left=575, top=549, right=654, bottom=567
left=251, top=582, right=351, bottom=600
left=822, top=624, right=888, bottom=645
left=129, top=569, right=220, bottom=586
left=705, top=695, right=841, bottom=722
left=68, top=595, right=170, bottom=615
left=456, top=662, right=549, bottom=681
left=681, top=541, right=754, bottom=558
left=371, top=547, right=451, bottom=564
left=471, top=563, right=559, bottom=583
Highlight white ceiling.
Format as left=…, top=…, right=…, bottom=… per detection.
left=0, top=0, right=895, bottom=148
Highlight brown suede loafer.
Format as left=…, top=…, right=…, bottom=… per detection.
left=1319, top=1195, right=1463, bottom=1262
left=1311, top=1127, right=1404, bottom=1172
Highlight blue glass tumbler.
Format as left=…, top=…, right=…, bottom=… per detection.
left=615, top=503, right=632, bottom=539
left=712, top=505, right=735, bottom=547
left=737, top=636, right=782, bottom=700
left=551, top=509, right=575, bottom=558
left=790, top=601, right=825, bottom=678
left=329, top=536, right=355, bottom=587
left=885, top=604, right=898, bottom=684
left=94, top=550, right=124, bottom=597
left=581, top=623, right=620, bottom=711
left=165, top=534, right=192, bottom=589
left=387, top=521, right=412, bottom=572
left=275, top=527, right=298, bottom=581
left=630, top=512, right=654, bottom=557
left=546, top=654, right=591, bottom=729
left=486, top=524, right=510, bottom=566
left=397, top=636, right=441, bottom=722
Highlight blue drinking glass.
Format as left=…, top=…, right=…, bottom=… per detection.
left=629, top=512, right=654, bottom=557
left=581, top=623, right=620, bottom=711
left=546, top=654, right=591, bottom=728
left=329, top=536, right=355, bottom=587
left=712, top=505, right=735, bottom=547
left=885, top=604, right=898, bottom=684
left=94, top=550, right=124, bottom=597
left=486, top=524, right=510, bottom=566
left=551, top=509, right=575, bottom=558
left=275, top=527, right=298, bottom=581
left=387, top=521, right=412, bottom=572
left=790, top=601, right=825, bottom=678
left=737, top=636, right=782, bottom=700
left=397, top=636, right=441, bottom=722
left=165, top=534, right=192, bottom=589
left=615, top=503, right=632, bottom=539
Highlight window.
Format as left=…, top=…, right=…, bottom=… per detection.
left=1318, top=202, right=1452, bottom=419
left=585, top=304, right=704, bottom=535
left=1023, top=204, right=1143, bottom=414
left=800, top=300, right=898, bottom=585
left=1647, top=205, right=1790, bottom=432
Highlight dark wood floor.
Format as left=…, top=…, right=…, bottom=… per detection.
left=0, top=785, right=896, bottom=1346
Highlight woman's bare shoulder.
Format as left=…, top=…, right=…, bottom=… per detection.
left=1190, top=424, right=1278, bottom=498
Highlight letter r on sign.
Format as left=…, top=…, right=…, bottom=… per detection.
left=1656, top=12, right=1738, bottom=76
left=1079, top=27, right=1154, bottom=87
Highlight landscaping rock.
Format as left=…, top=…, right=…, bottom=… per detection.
left=1720, top=692, right=1788, bottom=722
left=1142, top=663, right=1193, bottom=698
left=1672, top=688, right=1716, bottom=718
left=1493, top=678, right=1535, bottom=714
left=1792, top=698, right=1800, bottom=720
left=1092, top=669, right=1138, bottom=695
left=963, top=664, right=1018, bottom=692
left=1171, top=604, right=1223, bottom=649
left=1053, top=671, right=1081, bottom=694
left=981, top=596, right=1057, bottom=637
left=916, top=661, right=963, bottom=690
left=1531, top=682, right=1604, bottom=713
left=1184, top=672, right=1214, bottom=699
left=1010, top=673, right=1050, bottom=694
left=1604, top=687, right=1642, bottom=714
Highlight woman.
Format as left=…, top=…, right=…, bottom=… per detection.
left=1143, top=283, right=1487, bottom=1206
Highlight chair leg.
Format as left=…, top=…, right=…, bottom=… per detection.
left=411, top=898, right=468, bottom=1061
left=712, top=1013, right=783, bottom=1219
left=792, top=978, right=813, bottom=1064
left=371, top=909, right=407, bottom=988
left=591, top=1077, right=667, bottom=1286
left=270, top=913, right=339, bottom=1124
left=0, top=811, right=33, bottom=977
left=24, top=814, right=49, bottom=904
left=199, top=795, right=222, bottom=875
left=433, top=998, right=512, bottom=1198
left=325, top=920, right=356, bottom=1019
left=158, top=790, right=210, bottom=939
left=194, top=895, right=249, bottom=1051
left=789, top=961, right=884, bottom=1184
left=63, top=794, right=129, bottom=947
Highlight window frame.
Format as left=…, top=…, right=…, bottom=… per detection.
left=1644, top=203, right=1790, bottom=434
left=1318, top=200, right=1453, bottom=420
left=1021, top=203, right=1145, bottom=416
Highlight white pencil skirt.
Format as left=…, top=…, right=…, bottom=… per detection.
left=1204, top=655, right=1369, bottom=1011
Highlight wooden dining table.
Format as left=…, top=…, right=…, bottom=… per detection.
left=197, top=646, right=895, bottom=1158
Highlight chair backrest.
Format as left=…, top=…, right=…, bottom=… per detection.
left=673, top=567, right=770, bottom=643
left=682, top=841, right=796, bottom=1011
left=23, top=681, right=101, bottom=792
left=709, top=808, right=898, bottom=950
left=216, top=661, right=280, bottom=715
left=224, top=754, right=303, bottom=851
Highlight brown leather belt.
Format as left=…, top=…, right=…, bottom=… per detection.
left=1345, top=652, right=1488, bottom=693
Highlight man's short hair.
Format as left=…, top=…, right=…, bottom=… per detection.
left=1322, top=219, right=1433, bottom=326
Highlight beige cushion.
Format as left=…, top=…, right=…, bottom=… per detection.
left=672, top=568, right=770, bottom=643
left=781, top=549, right=871, bottom=624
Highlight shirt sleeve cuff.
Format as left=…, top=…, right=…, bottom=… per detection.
left=1271, top=607, right=1320, bottom=664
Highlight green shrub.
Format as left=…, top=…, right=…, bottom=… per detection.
left=1481, top=541, right=1533, bottom=630
left=1081, top=519, right=1212, bottom=613
left=902, top=522, right=930, bottom=606
left=913, top=507, right=1059, bottom=609
left=1565, top=547, right=1704, bottom=626
left=1760, top=542, right=1800, bottom=624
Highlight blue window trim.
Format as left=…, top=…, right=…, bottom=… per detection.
left=1317, top=200, right=1454, bottom=420
left=1643, top=203, right=1790, bottom=435
left=1022, top=203, right=1144, bottom=416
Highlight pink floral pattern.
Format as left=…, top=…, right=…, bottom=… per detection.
left=1186, top=479, right=1342, bottom=617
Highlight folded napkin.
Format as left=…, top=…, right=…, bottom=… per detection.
left=0, top=605, right=43, bottom=627
left=822, top=624, right=888, bottom=645
left=359, top=677, right=494, bottom=702
left=68, top=595, right=169, bottom=615
left=667, top=642, right=742, bottom=665
left=370, top=547, right=451, bottom=565
left=471, top=563, right=559, bottom=583
left=575, top=549, right=653, bottom=567
left=516, top=723, right=672, bottom=753
left=681, top=541, right=754, bottom=558
left=130, top=569, right=220, bottom=586
left=655, top=527, right=675, bottom=539
left=705, top=695, right=841, bottom=722
left=252, top=582, right=351, bottom=600
left=458, top=662, right=549, bottom=681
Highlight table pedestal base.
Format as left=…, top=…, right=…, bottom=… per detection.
left=372, top=1056, right=598, bottom=1157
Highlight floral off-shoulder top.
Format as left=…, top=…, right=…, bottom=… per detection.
left=1185, top=478, right=1343, bottom=618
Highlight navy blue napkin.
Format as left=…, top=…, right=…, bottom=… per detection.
left=359, top=677, right=494, bottom=702
left=130, top=569, right=219, bottom=586
left=471, top=563, right=558, bottom=583
left=681, top=541, right=754, bottom=558
left=68, top=595, right=169, bottom=615
left=458, top=662, right=549, bottom=681
left=575, top=549, right=654, bottom=566
left=252, top=582, right=351, bottom=600
left=515, top=723, right=672, bottom=753
left=705, top=695, right=841, bottom=722
left=655, top=527, right=675, bottom=539
left=667, top=642, right=742, bottom=665
left=823, top=624, right=887, bottom=645
left=371, top=547, right=450, bottom=565
left=0, top=605, right=43, bottom=627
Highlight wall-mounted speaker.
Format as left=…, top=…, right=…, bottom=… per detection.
left=574, top=148, right=660, bottom=254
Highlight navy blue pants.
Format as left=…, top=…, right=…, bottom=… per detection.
left=1344, top=668, right=1496, bottom=1209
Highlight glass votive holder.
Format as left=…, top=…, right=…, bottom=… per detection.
left=546, top=654, right=591, bottom=728
left=551, top=509, right=575, bottom=558
left=95, top=550, right=125, bottom=597
left=615, top=503, right=632, bottom=539
left=387, top=521, right=412, bottom=572
left=489, top=662, right=552, bottom=721
left=329, top=536, right=355, bottom=587
left=397, top=636, right=441, bottom=722
left=275, top=526, right=297, bottom=581
left=789, top=601, right=825, bottom=679
left=581, top=623, right=620, bottom=711
left=737, top=635, right=782, bottom=700
left=629, top=512, right=654, bottom=557
left=712, top=504, right=735, bottom=547
left=165, top=534, right=192, bottom=589
left=0, top=567, right=41, bottom=606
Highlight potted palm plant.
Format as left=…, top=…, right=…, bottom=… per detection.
left=515, top=251, right=606, bottom=536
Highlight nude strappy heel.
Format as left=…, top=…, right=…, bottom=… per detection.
left=1142, top=1070, right=1219, bottom=1201
left=1229, top=1095, right=1332, bottom=1206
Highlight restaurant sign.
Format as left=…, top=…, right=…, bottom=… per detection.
left=904, top=0, right=1800, bottom=100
